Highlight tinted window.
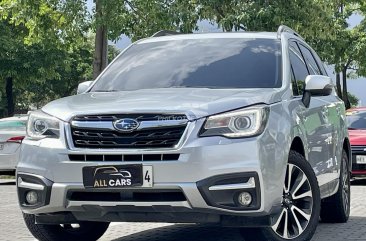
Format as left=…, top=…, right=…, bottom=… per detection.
left=91, top=38, right=282, bottom=91
left=298, top=44, right=321, bottom=75
left=347, top=111, right=366, bottom=129
left=0, top=120, right=27, bottom=131
left=290, top=66, right=299, bottom=96
left=289, top=42, right=308, bottom=95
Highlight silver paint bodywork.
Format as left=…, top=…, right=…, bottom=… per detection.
left=17, top=32, right=349, bottom=219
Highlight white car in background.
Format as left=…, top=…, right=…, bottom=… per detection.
left=0, top=115, right=27, bottom=175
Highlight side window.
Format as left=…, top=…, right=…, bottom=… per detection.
left=290, top=66, right=299, bottom=96
left=298, top=44, right=322, bottom=75
left=289, top=41, right=308, bottom=95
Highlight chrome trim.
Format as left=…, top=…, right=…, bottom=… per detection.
left=71, top=121, right=113, bottom=129
left=208, top=177, right=255, bottom=191
left=71, top=119, right=188, bottom=131
left=17, top=177, right=45, bottom=191
left=67, top=201, right=192, bottom=209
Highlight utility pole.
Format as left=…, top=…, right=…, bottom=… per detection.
left=93, top=0, right=108, bottom=80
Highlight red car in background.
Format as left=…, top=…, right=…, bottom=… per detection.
left=347, top=107, right=366, bottom=177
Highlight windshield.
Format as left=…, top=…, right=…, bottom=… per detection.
left=91, top=38, right=282, bottom=92
left=0, top=120, right=27, bottom=131
left=347, top=110, right=366, bottom=129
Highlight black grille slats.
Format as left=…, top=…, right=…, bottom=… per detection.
left=70, top=114, right=187, bottom=149
left=68, top=154, right=180, bottom=162
left=73, top=114, right=187, bottom=122
left=351, top=145, right=366, bottom=154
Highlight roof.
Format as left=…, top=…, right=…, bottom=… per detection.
left=139, top=32, right=278, bottom=44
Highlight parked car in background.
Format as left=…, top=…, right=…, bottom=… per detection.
left=0, top=115, right=27, bottom=175
left=347, top=107, right=366, bottom=178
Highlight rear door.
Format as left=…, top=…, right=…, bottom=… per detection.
left=298, top=43, right=341, bottom=182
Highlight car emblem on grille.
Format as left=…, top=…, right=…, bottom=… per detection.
left=113, top=118, right=139, bottom=132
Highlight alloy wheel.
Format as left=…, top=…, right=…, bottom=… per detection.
left=272, top=163, right=313, bottom=239
left=342, top=156, right=350, bottom=215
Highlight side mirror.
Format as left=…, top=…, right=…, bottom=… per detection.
left=302, top=75, right=333, bottom=108
left=304, top=75, right=333, bottom=96
left=77, top=81, right=93, bottom=94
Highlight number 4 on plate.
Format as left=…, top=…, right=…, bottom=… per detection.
left=142, top=166, right=153, bottom=187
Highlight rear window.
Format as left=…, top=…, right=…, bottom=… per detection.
left=91, top=38, right=282, bottom=91
left=0, top=120, right=27, bottom=131
left=346, top=110, right=366, bottom=129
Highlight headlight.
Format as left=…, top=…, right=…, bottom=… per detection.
left=27, top=111, right=61, bottom=140
left=199, top=106, right=269, bottom=138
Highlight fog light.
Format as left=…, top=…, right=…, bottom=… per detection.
left=26, top=191, right=38, bottom=205
left=238, top=192, right=252, bottom=206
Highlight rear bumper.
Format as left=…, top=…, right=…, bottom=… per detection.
left=351, top=145, right=366, bottom=177
left=0, top=151, right=19, bottom=172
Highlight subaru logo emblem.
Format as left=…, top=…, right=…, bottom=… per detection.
left=113, top=119, right=139, bottom=132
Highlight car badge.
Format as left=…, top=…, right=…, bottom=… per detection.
left=113, top=118, right=139, bottom=132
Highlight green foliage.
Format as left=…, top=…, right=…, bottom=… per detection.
left=95, top=0, right=199, bottom=41
left=0, top=1, right=93, bottom=116
left=1, top=0, right=366, bottom=116
left=196, top=0, right=336, bottom=37
left=0, top=0, right=90, bottom=47
left=348, top=92, right=359, bottom=107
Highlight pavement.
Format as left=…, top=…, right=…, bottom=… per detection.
left=1, top=179, right=366, bottom=241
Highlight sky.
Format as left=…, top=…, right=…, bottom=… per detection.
left=86, top=0, right=366, bottom=105
left=346, top=14, right=366, bottom=106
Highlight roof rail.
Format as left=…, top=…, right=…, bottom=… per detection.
left=152, top=30, right=180, bottom=37
left=277, top=25, right=304, bottom=40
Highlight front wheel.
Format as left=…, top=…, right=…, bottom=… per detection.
left=23, top=213, right=110, bottom=241
left=241, top=151, right=321, bottom=241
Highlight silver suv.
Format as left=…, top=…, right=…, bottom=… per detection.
left=18, top=26, right=351, bottom=241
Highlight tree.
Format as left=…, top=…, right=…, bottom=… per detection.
left=0, top=0, right=90, bottom=116
left=195, top=0, right=366, bottom=110
left=91, top=0, right=199, bottom=76
left=310, top=0, right=366, bottom=109
left=0, top=19, right=66, bottom=116
left=348, top=92, right=359, bottom=107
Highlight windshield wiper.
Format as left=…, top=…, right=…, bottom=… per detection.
left=92, top=90, right=120, bottom=92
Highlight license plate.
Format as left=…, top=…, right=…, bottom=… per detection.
left=0, top=144, right=3, bottom=150
left=83, top=165, right=153, bottom=188
left=356, top=155, right=366, bottom=164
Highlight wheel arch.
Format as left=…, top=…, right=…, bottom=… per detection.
left=290, top=136, right=306, bottom=159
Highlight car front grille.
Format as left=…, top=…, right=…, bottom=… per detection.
left=68, top=189, right=187, bottom=202
left=70, top=114, right=188, bottom=149
left=351, top=145, right=366, bottom=154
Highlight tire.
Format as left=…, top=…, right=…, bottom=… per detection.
left=320, top=150, right=350, bottom=223
left=240, top=151, right=321, bottom=241
left=23, top=213, right=110, bottom=241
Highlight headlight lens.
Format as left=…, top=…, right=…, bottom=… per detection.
left=27, top=111, right=60, bottom=140
left=199, top=106, right=269, bottom=138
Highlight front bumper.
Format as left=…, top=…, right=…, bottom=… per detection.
left=17, top=118, right=288, bottom=225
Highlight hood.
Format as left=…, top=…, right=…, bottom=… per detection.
left=349, top=129, right=366, bottom=146
left=42, top=88, right=282, bottom=122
